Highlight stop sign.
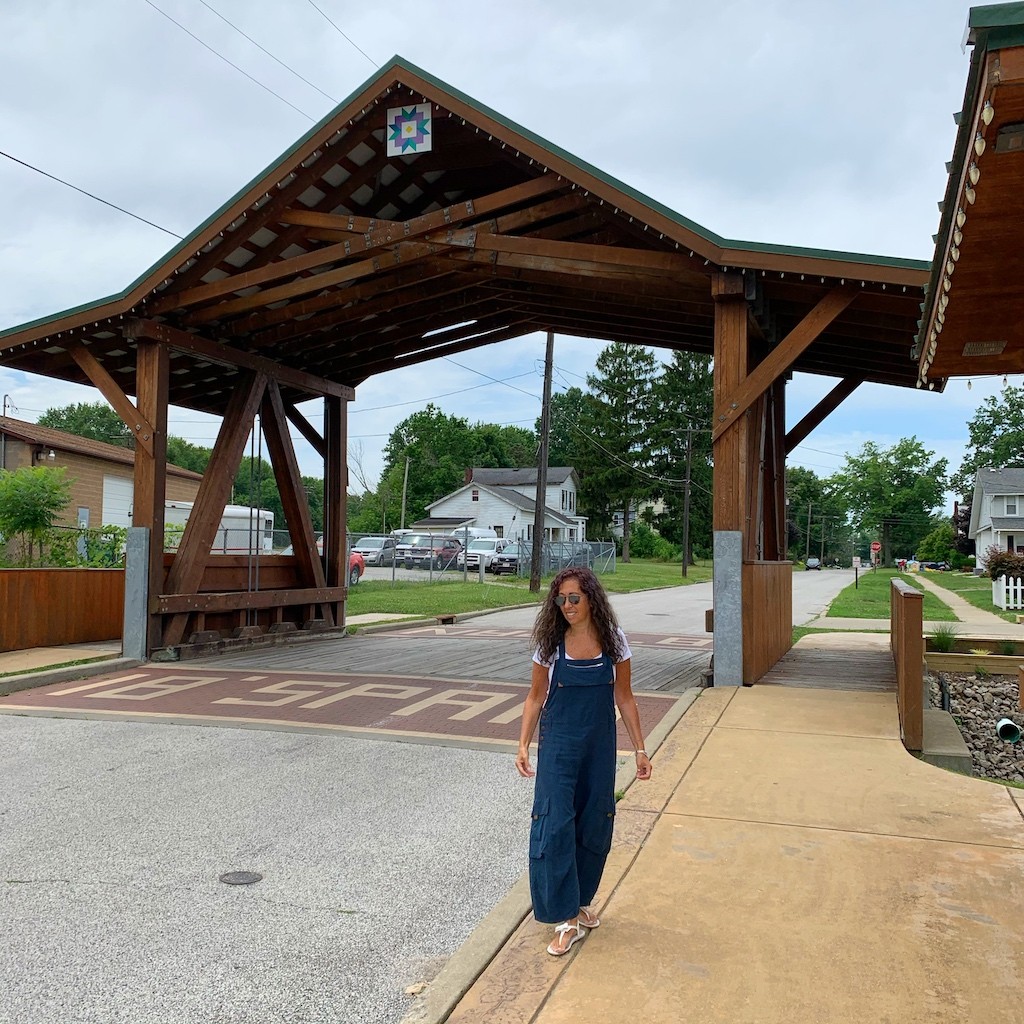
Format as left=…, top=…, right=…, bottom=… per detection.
left=870, top=541, right=881, bottom=552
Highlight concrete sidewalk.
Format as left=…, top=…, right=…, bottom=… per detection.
left=420, top=682, right=1024, bottom=1024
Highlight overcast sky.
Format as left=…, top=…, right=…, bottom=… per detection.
left=0, top=0, right=1003, bottom=508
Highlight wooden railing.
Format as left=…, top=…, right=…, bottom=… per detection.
left=890, top=578, right=924, bottom=752
left=0, top=568, right=124, bottom=652
left=742, top=560, right=793, bottom=683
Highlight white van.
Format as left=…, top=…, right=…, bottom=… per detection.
left=458, top=537, right=508, bottom=572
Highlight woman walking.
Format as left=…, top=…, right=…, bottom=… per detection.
left=515, top=567, right=652, bottom=956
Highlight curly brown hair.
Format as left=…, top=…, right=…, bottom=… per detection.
left=531, top=567, right=624, bottom=663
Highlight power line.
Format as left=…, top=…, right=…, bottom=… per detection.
left=195, top=0, right=339, bottom=104
left=0, top=149, right=183, bottom=238
left=142, top=0, right=318, bottom=122
left=304, top=0, right=378, bottom=67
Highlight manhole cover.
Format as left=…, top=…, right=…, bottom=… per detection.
left=219, top=870, right=263, bottom=885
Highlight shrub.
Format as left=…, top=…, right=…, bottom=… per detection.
left=998, top=641, right=1018, bottom=656
left=930, top=624, right=959, bottom=653
left=626, top=522, right=680, bottom=561
left=982, top=545, right=1024, bottom=581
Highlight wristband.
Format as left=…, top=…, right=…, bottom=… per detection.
left=635, top=749, right=648, bottom=758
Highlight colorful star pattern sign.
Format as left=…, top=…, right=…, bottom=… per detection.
left=386, top=102, right=432, bottom=156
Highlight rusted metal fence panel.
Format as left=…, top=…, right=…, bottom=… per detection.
left=742, top=560, right=793, bottom=683
left=0, top=569, right=124, bottom=652
left=890, top=578, right=924, bottom=752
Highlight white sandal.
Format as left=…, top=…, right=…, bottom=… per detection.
left=578, top=907, right=600, bottom=929
left=547, top=920, right=586, bottom=956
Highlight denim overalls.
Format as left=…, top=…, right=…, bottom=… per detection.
left=529, top=643, right=617, bottom=924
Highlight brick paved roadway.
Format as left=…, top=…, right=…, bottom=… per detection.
left=0, top=666, right=682, bottom=751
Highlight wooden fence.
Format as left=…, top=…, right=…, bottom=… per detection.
left=742, top=560, right=793, bottom=683
left=890, top=578, right=924, bottom=751
left=0, top=569, right=124, bottom=653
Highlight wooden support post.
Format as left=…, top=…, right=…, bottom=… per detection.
left=133, top=339, right=169, bottom=655
left=712, top=273, right=750, bottom=534
left=324, top=394, right=347, bottom=627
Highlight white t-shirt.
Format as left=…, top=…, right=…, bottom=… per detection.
left=532, top=627, right=632, bottom=683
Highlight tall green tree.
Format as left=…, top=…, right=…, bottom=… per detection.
left=785, top=465, right=850, bottom=564
left=472, top=422, right=537, bottom=468
left=166, top=436, right=211, bottom=474
left=544, top=387, right=590, bottom=470
left=380, top=404, right=479, bottom=525
left=0, top=466, right=72, bottom=564
left=831, top=438, right=948, bottom=564
left=952, top=384, right=1024, bottom=498
left=581, top=344, right=660, bottom=560
left=648, top=351, right=714, bottom=561
left=39, top=402, right=135, bottom=448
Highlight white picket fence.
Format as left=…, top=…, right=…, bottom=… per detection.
left=992, top=574, right=1024, bottom=610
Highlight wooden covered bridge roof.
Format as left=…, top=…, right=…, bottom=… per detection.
left=0, top=57, right=931, bottom=413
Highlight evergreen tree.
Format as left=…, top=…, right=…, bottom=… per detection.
left=581, top=344, right=660, bottom=560
left=648, top=351, right=714, bottom=561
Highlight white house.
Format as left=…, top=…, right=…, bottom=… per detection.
left=420, top=467, right=587, bottom=541
left=968, top=467, right=1024, bottom=566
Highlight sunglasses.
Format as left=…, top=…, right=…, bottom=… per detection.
left=554, top=593, right=583, bottom=606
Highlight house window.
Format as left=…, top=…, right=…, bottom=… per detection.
left=472, top=489, right=479, bottom=502
left=1008, top=535, right=1016, bottom=552
left=1007, top=496, right=1018, bottom=515
left=561, top=489, right=567, bottom=510
left=494, top=526, right=503, bottom=538
left=527, top=524, right=533, bottom=540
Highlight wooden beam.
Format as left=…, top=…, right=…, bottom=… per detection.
left=161, top=372, right=268, bottom=647
left=445, top=246, right=695, bottom=284
left=133, top=340, right=169, bottom=654
left=712, top=286, right=858, bottom=442
left=785, top=378, right=862, bottom=454
left=125, top=319, right=353, bottom=400
left=261, top=382, right=331, bottom=622
left=324, top=394, right=346, bottom=626
left=68, top=343, right=155, bottom=456
left=158, top=177, right=563, bottom=315
left=156, top=586, right=347, bottom=614
left=284, top=403, right=326, bottom=458
left=183, top=241, right=448, bottom=323
left=712, top=275, right=749, bottom=534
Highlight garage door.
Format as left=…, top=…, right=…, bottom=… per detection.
left=102, top=475, right=134, bottom=528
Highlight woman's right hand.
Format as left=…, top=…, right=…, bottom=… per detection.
left=515, top=748, right=535, bottom=777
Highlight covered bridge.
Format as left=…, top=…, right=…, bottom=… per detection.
left=0, top=57, right=931, bottom=682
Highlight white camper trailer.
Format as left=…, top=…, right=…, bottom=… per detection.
left=164, top=500, right=274, bottom=554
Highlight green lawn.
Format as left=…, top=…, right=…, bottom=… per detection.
left=911, top=569, right=1019, bottom=623
left=826, top=568, right=957, bottom=621
left=347, top=557, right=711, bottom=623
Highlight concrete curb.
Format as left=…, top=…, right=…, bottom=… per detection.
left=0, top=657, right=140, bottom=697
left=401, top=686, right=704, bottom=1024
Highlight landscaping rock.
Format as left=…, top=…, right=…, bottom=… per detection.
left=928, top=670, right=1024, bottom=781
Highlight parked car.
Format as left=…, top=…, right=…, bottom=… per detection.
left=458, top=537, right=508, bottom=572
left=805, top=557, right=822, bottom=570
left=921, top=560, right=950, bottom=571
left=280, top=537, right=365, bottom=585
left=403, top=534, right=463, bottom=569
left=352, top=535, right=397, bottom=566
left=491, top=541, right=532, bottom=576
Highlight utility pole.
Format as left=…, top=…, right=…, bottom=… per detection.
left=530, top=331, right=554, bottom=593
left=805, top=502, right=813, bottom=561
left=681, top=423, right=693, bottom=578
left=400, top=455, right=410, bottom=530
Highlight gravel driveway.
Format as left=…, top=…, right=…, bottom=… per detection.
left=0, top=716, right=531, bottom=1024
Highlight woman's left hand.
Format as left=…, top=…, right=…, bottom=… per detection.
left=635, top=752, right=652, bottom=780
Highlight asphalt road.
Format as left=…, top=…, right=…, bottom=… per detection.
left=0, top=568, right=855, bottom=1024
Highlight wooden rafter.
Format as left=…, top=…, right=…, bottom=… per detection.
left=785, top=378, right=862, bottom=454
left=124, top=319, right=353, bottom=400
left=67, top=342, right=155, bottom=455
left=712, top=286, right=858, bottom=442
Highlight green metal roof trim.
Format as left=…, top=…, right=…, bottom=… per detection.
left=967, top=2, right=1024, bottom=49
left=917, top=2, right=1023, bottom=356
left=1, top=55, right=928, bottom=345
